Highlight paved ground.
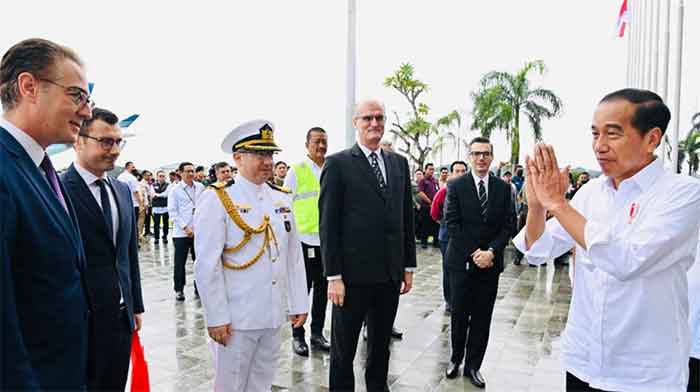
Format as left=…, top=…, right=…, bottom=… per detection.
left=135, top=240, right=570, bottom=391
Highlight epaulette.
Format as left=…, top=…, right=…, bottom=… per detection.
left=209, top=179, right=235, bottom=190
left=266, top=181, right=292, bottom=194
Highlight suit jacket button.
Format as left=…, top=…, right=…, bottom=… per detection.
left=272, top=280, right=276, bottom=285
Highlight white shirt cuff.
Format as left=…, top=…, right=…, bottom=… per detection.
left=404, top=268, right=416, bottom=273
left=513, top=227, right=551, bottom=266
left=327, top=275, right=342, bottom=281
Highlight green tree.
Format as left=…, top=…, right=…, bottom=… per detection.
left=671, top=112, right=700, bottom=175
left=384, top=63, right=461, bottom=169
left=470, top=60, right=563, bottom=165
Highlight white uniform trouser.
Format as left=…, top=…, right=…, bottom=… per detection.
left=213, top=327, right=281, bottom=392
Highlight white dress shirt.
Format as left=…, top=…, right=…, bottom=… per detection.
left=514, top=158, right=700, bottom=391
left=167, top=181, right=205, bottom=238
left=117, top=171, right=141, bottom=207
left=73, top=163, right=120, bottom=245
left=471, top=171, right=489, bottom=198
left=357, top=143, right=387, bottom=183
left=283, top=155, right=323, bottom=246
left=689, top=233, right=700, bottom=360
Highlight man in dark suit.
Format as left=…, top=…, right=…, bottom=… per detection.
left=0, top=38, right=93, bottom=390
left=320, top=99, right=417, bottom=391
left=61, top=108, right=145, bottom=391
left=444, top=137, right=515, bottom=388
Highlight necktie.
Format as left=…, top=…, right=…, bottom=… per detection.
left=40, top=154, right=68, bottom=211
left=369, top=152, right=386, bottom=190
left=478, top=179, right=488, bottom=222
left=96, top=179, right=115, bottom=243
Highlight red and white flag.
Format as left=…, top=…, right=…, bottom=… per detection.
left=616, top=0, right=629, bottom=37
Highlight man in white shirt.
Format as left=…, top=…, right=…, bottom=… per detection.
left=515, top=89, right=700, bottom=391
left=117, top=161, right=143, bottom=223
left=168, top=161, right=205, bottom=301
left=284, top=126, right=331, bottom=356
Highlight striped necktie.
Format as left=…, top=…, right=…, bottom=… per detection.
left=369, top=152, right=387, bottom=190
left=478, top=179, right=487, bottom=222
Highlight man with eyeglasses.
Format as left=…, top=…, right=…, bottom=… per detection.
left=168, top=161, right=205, bottom=301
left=320, top=100, right=416, bottom=391
left=194, top=119, right=308, bottom=391
left=444, top=137, right=515, bottom=388
left=0, top=38, right=93, bottom=390
left=60, top=107, right=144, bottom=391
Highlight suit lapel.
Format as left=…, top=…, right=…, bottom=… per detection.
left=107, top=178, right=128, bottom=247
left=486, top=174, right=499, bottom=221
left=351, top=143, right=386, bottom=200
left=65, top=164, right=116, bottom=248
left=1, top=128, right=81, bottom=253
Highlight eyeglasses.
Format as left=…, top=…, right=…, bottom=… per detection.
left=39, top=78, right=95, bottom=110
left=357, top=114, right=385, bottom=123
left=469, top=151, right=492, bottom=158
left=79, top=133, right=125, bottom=150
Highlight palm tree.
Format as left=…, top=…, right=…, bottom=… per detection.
left=470, top=60, right=563, bottom=165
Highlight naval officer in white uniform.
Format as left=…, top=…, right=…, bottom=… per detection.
left=194, top=119, right=309, bottom=391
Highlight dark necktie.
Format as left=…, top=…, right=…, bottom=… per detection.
left=369, top=152, right=386, bottom=190
left=40, top=154, right=68, bottom=211
left=478, top=179, right=488, bottom=222
left=96, top=179, right=115, bottom=243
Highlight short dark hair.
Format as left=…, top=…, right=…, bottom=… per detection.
left=178, top=162, right=194, bottom=172
left=195, top=166, right=205, bottom=173
left=80, top=107, right=118, bottom=135
left=0, top=38, right=83, bottom=111
left=440, top=167, right=449, bottom=172
left=306, top=127, right=326, bottom=143
left=600, top=88, right=671, bottom=135
left=450, top=160, right=468, bottom=172
left=275, top=161, right=287, bottom=169
left=469, top=136, right=493, bottom=153
left=214, top=161, right=230, bottom=171
left=124, top=161, right=134, bottom=169
left=142, top=170, right=152, bottom=177
left=503, top=171, right=512, bottom=176
left=580, top=171, right=590, bottom=177
left=424, top=163, right=434, bottom=170
left=414, top=168, right=423, bottom=174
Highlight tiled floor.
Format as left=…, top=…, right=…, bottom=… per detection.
left=136, top=241, right=570, bottom=391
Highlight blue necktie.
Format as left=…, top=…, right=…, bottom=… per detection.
left=96, top=179, right=114, bottom=243
left=369, top=152, right=386, bottom=190
left=478, top=179, right=488, bottom=222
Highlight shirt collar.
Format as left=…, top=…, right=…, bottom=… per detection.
left=471, top=171, right=489, bottom=186
left=357, top=143, right=382, bottom=160
left=601, top=157, right=663, bottom=192
left=74, top=162, right=106, bottom=186
left=305, top=154, right=324, bottom=170
left=0, top=116, right=45, bottom=167
left=236, top=174, right=265, bottom=191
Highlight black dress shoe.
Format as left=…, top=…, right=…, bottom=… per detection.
left=292, top=337, right=309, bottom=357
left=310, top=334, right=331, bottom=351
left=445, top=362, right=460, bottom=379
left=466, top=369, right=486, bottom=388
left=391, top=326, right=403, bottom=340
left=175, top=291, right=185, bottom=301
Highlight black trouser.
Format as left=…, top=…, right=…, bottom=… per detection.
left=153, top=212, right=169, bottom=240
left=449, top=271, right=498, bottom=370
left=439, top=240, right=450, bottom=308
left=173, top=237, right=195, bottom=292
left=87, top=306, right=132, bottom=392
left=565, top=372, right=610, bottom=391
left=330, top=281, right=399, bottom=392
left=292, top=243, right=328, bottom=338
left=143, top=206, right=152, bottom=234
left=690, top=357, right=700, bottom=392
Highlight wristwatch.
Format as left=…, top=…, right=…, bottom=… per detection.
left=487, top=247, right=495, bottom=255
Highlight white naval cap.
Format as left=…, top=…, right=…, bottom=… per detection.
left=221, top=119, right=282, bottom=154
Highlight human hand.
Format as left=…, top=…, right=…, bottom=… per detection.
left=472, top=249, right=494, bottom=269
left=185, top=227, right=194, bottom=237
left=527, top=144, right=570, bottom=212
left=289, top=313, right=308, bottom=328
left=400, top=271, right=413, bottom=294
left=208, top=324, right=233, bottom=346
left=328, top=280, right=346, bottom=307
left=134, top=313, right=143, bottom=331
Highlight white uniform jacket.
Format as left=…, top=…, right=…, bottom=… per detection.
left=194, top=175, right=309, bottom=330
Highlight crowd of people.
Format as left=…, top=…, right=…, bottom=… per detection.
left=2, top=37, right=699, bottom=392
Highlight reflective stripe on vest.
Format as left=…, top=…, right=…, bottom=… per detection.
left=292, top=162, right=320, bottom=234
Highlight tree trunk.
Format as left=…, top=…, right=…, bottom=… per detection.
left=510, top=110, right=521, bottom=165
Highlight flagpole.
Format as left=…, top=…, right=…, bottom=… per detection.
left=345, top=0, right=357, bottom=149
left=651, top=0, right=660, bottom=91
left=670, top=0, right=684, bottom=174
left=633, top=0, right=640, bottom=87
left=662, top=0, right=671, bottom=101
left=625, top=0, right=632, bottom=86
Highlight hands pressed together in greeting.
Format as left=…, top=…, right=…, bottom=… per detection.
left=524, top=143, right=570, bottom=213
